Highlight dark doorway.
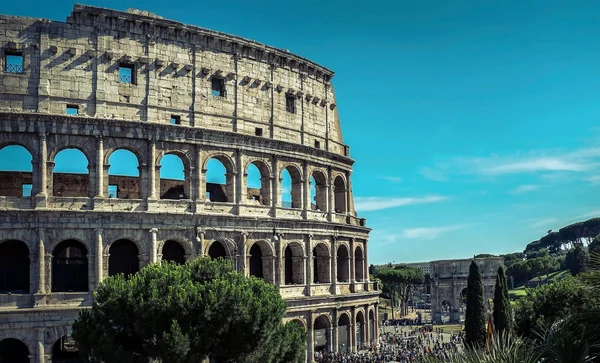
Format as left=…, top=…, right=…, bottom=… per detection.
left=336, top=245, right=349, bottom=282
left=108, top=240, right=139, bottom=278
left=338, top=314, right=350, bottom=353
left=52, top=240, right=88, bottom=292
left=284, top=246, right=293, bottom=285
left=249, top=244, right=263, bottom=278
left=0, top=240, right=30, bottom=293
left=208, top=242, right=227, bottom=259
left=52, top=336, right=82, bottom=363
left=314, top=316, right=330, bottom=353
left=0, top=338, right=29, bottom=363
left=162, top=240, right=185, bottom=264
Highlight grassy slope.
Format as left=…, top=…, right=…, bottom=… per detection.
left=508, top=269, right=569, bottom=300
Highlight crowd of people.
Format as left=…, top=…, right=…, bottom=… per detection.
left=314, top=324, right=464, bottom=363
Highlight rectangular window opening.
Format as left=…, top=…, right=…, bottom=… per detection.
left=108, top=185, right=118, bottom=198
left=211, top=77, right=226, bottom=97
left=5, top=52, right=24, bottom=74
left=170, top=115, right=181, bottom=125
left=314, top=140, right=321, bottom=149
left=22, top=184, right=32, bottom=197
left=255, top=127, right=263, bottom=137
left=285, top=94, right=296, bottom=113
left=66, top=104, right=79, bottom=116
left=119, top=63, right=134, bottom=84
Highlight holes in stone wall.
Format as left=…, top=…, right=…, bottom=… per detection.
left=246, top=161, right=270, bottom=206
left=336, top=244, right=350, bottom=282
left=53, top=148, right=89, bottom=197
left=313, top=243, right=330, bottom=284
left=52, top=240, right=88, bottom=292
left=108, top=239, right=139, bottom=278
left=281, top=165, right=302, bottom=209
left=162, top=240, right=185, bottom=265
left=311, top=170, right=327, bottom=211
left=354, top=246, right=364, bottom=282
left=0, top=240, right=30, bottom=293
left=208, top=241, right=227, bottom=259
left=0, top=338, right=29, bottom=362
left=334, top=175, right=347, bottom=213
left=159, top=154, right=188, bottom=200
left=0, top=145, right=33, bottom=197
left=206, top=158, right=232, bottom=202
left=108, top=149, right=140, bottom=199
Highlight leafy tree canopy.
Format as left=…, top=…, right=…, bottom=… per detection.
left=565, top=245, right=589, bottom=276
left=72, top=257, right=306, bottom=363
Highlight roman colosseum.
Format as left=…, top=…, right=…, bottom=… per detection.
left=0, top=4, right=379, bottom=362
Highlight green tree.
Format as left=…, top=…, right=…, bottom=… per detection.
left=465, top=260, right=486, bottom=348
left=492, top=266, right=512, bottom=335
left=376, top=266, right=423, bottom=318
left=589, top=235, right=600, bottom=254
left=72, top=258, right=305, bottom=363
left=565, top=245, right=589, bottom=276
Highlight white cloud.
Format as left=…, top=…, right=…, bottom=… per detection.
left=530, top=217, right=558, bottom=228
left=510, top=184, right=540, bottom=193
left=574, top=210, right=600, bottom=220
left=402, top=225, right=464, bottom=240
left=484, top=158, right=590, bottom=174
left=586, top=175, right=600, bottom=185
left=420, top=166, right=448, bottom=181
left=354, top=195, right=447, bottom=212
left=380, top=176, right=403, bottom=183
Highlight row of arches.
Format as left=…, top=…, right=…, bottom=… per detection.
left=310, top=309, right=376, bottom=353
left=0, top=238, right=365, bottom=294
left=0, top=144, right=349, bottom=212
left=0, top=336, right=80, bottom=363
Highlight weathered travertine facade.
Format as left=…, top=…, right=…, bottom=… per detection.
left=430, top=258, right=503, bottom=323
left=0, top=5, right=379, bottom=362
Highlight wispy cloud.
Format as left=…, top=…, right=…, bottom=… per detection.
left=420, top=166, right=448, bottom=181
left=354, top=195, right=448, bottom=212
left=530, top=217, right=558, bottom=228
left=380, top=176, right=403, bottom=183
left=510, top=184, right=540, bottom=194
left=402, top=224, right=464, bottom=240
left=586, top=175, right=600, bottom=185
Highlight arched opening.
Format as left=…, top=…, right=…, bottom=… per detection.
left=159, top=153, right=189, bottom=200
left=460, top=288, right=468, bottom=312
left=441, top=300, right=452, bottom=323
left=311, top=171, right=327, bottom=211
left=52, top=240, right=88, bottom=292
left=291, top=319, right=306, bottom=330
left=205, top=157, right=233, bottom=202
left=313, top=315, right=331, bottom=353
left=246, top=161, right=270, bottom=206
left=53, top=148, right=89, bottom=197
left=333, top=175, right=347, bottom=213
left=0, top=338, right=29, bottom=363
left=356, top=311, right=365, bottom=350
left=313, top=243, right=330, bottom=284
left=0, top=145, right=33, bottom=197
left=248, top=241, right=274, bottom=283
left=108, top=239, right=139, bottom=278
left=107, top=149, right=140, bottom=199
left=280, top=165, right=302, bottom=209
left=337, top=313, right=351, bottom=353
left=208, top=241, right=227, bottom=259
left=0, top=240, right=30, bottom=293
left=162, top=240, right=186, bottom=265
left=354, top=246, right=364, bottom=282
left=336, top=245, right=350, bottom=282
left=368, top=310, right=375, bottom=344
left=52, top=336, right=81, bottom=363
left=284, top=242, right=304, bottom=285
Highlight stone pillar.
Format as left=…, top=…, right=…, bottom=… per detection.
left=96, top=136, right=104, bottom=197
left=305, top=234, right=312, bottom=296
left=374, top=304, right=380, bottom=342
left=331, top=237, right=337, bottom=292
left=36, top=328, right=45, bottom=363
left=96, top=228, right=103, bottom=286
left=271, top=156, right=279, bottom=216
left=302, top=161, right=310, bottom=217
left=149, top=228, right=158, bottom=264
left=36, top=228, right=45, bottom=294
left=345, top=171, right=352, bottom=215
left=37, top=132, right=47, bottom=196
left=196, top=147, right=205, bottom=203
left=364, top=241, right=370, bottom=289
left=307, top=312, right=314, bottom=363
left=235, top=150, right=244, bottom=207
left=364, top=304, right=370, bottom=346
left=350, top=307, right=357, bottom=352
left=350, top=238, right=356, bottom=289
left=240, top=232, right=247, bottom=274
left=148, top=139, right=157, bottom=200
left=274, top=233, right=282, bottom=286
left=331, top=309, right=338, bottom=352
left=327, top=167, right=334, bottom=221
left=196, top=228, right=204, bottom=256
left=327, top=327, right=334, bottom=353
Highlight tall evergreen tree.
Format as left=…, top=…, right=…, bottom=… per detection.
left=465, top=260, right=486, bottom=348
left=493, top=265, right=512, bottom=336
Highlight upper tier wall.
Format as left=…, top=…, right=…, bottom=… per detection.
left=0, top=4, right=348, bottom=156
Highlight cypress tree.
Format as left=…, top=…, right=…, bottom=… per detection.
left=493, top=265, right=512, bottom=336
left=465, top=260, right=486, bottom=347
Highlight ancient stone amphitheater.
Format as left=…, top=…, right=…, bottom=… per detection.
left=0, top=4, right=379, bottom=362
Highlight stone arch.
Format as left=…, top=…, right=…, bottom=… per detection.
left=161, top=240, right=186, bottom=265
left=248, top=240, right=275, bottom=283
left=0, top=338, right=29, bottom=363
left=158, top=150, right=192, bottom=200
left=158, top=235, right=194, bottom=257
left=336, top=244, right=350, bottom=282
left=104, top=144, right=145, bottom=166
left=52, top=239, right=88, bottom=292
left=356, top=310, right=366, bottom=350
left=312, top=243, right=331, bottom=284
left=354, top=245, right=364, bottom=282
left=313, top=315, right=331, bottom=353
left=284, top=241, right=305, bottom=285
left=204, top=153, right=236, bottom=203
left=0, top=144, right=34, bottom=197
left=107, top=148, right=142, bottom=199
left=206, top=239, right=236, bottom=260
left=52, top=335, right=82, bottom=362
left=280, top=163, right=303, bottom=209
left=108, top=239, right=140, bottom=278
left=52, top=147, right=91, bottom=198
left=310, top=169, right=327, bottom=211
left=368, top=309, right=376, bottom=344
left=333, top=174, right=347, bottom=213
left=337, top=312, right=351, bottom=353
left=245, top=159, right=271, bottom=206
left=0, top=240, right=30, bottom=293
left=0, top=133, right=38, bottom=161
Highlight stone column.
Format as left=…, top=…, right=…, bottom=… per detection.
left=196, top=147, right=205, bottom=203
left=306, top=312, right=314, bottom=362
left=96, top=136, right=104, bottom=197
left=271, top=156, right=279, bottom=216
left=327, top=167, right=334, bottom=221
left=305, top=234, right=312, bottom=296
left=36, top=328, right=45, bottom=363
left=196, top=228, right=204, bottom=256
left=302, top=161, right=310, bottom=217
left=148, top=139, right=157, bottom=200
left=274, top=233, right=282, bottom=286
left=36, top=228, right=45, bottom=294
left=374, top=303, right=380, bottom=342
left=149, top=228, right=158, bottom=264
left=37, top=132, right=47, bottom=196
left=331, top=237, right=337, bottom=292
left=364, top=304, right=370, bottom=346
left=350, top=238, right=356, bottom=289
left=345, top=171, right=352, bottom=215
left=350, top=307, right=357, bottom=352
left=96, top=228, right=103, bottom=286
left=327, top=326, right=334, bottom=353
left=331, top=309, right=338, bottom=352
left=364, top=240, right=370, bottom=290
left=240, top=232, right=247, bottom=274
left=235, top=149, right=244, bottom=208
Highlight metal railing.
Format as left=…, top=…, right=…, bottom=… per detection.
left=119, top=75, right=132, bottom=83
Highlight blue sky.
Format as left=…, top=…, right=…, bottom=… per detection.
left=2, top=1, right=600, bottom=264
